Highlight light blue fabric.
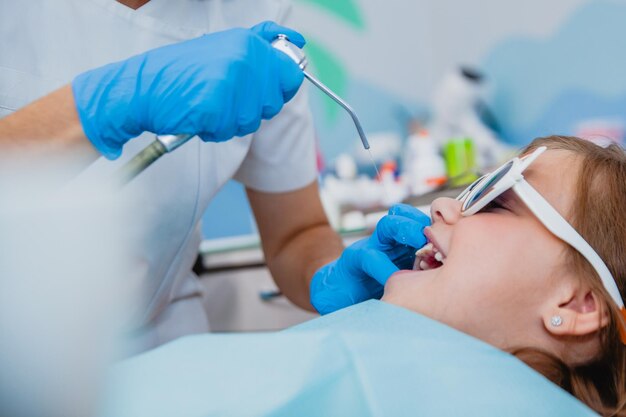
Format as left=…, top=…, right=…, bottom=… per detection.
left=100, top=300, right=597, bottom=417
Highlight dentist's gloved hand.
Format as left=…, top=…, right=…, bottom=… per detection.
left=72, top=21, right=305, bottom=159
left=310, top=204, right=431, bottom=315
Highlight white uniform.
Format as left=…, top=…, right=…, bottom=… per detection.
left=0, top=0, right=317, bottom=352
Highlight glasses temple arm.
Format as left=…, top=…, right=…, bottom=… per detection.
left=514, top=180, right=623, bottom=309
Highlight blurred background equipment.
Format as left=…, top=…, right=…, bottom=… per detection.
left=429, top=66, right=511, bottom=168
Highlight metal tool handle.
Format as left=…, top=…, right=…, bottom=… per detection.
left=114, top=140, right=167, bottom=186
left=271, top=35, right=308, bottom=70
left=156, top=133, right=194, bottom=153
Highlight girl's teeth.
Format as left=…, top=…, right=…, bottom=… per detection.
left=415, top=243, right=433, bottom=257
left=419, top=260, right=428, bottom=270
left=434, top=252, right=443, bottom=262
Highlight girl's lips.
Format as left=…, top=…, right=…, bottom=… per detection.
left=423, top=227, right=445, bottom=256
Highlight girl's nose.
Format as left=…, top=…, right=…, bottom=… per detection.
left=430, top=197, right=463, bottom=226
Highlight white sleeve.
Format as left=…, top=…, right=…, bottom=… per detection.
left=233, top=84, right=318, bottom=193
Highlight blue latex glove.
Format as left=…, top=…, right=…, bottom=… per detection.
left=72, top=21, right=306, bottom=159
left=310, top=204, right=431, bottom=315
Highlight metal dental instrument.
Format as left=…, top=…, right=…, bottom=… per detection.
left=116, top=34, right=369, bottom=185
left=270, top=35, right=370, bottom=151
left=115, top=134, right=191, bottom=185
left=270, top=36, right=380, bottom=182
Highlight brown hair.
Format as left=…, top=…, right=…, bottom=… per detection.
left=515, top=135, right=626, bottom=415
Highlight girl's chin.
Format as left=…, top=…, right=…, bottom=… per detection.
left=384, top=268, right=440, bottom=299
left=389, top=269, right=418, bottom=278
left=388, top=266, right=442, bottom=281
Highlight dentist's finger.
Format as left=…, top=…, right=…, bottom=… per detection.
left=375, top=214, right=429, bottom=250
left=359, top=249, right=399, bottom=285
left=387, top=203, right=431, bottom=223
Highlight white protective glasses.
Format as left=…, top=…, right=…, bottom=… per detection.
left=457, top=146, right=626, bottom=341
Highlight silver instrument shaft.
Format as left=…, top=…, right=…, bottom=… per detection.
left=302, top=70, right=369, bottom=150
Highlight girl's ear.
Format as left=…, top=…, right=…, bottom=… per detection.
left=543, top=290, right=610, bottom=337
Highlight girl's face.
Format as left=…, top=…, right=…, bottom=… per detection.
left=382, top=149, right=582, bottom=348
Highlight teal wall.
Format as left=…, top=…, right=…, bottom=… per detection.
left=483, top=1, right=626, bottom=144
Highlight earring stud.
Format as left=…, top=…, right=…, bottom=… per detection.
left=550, top=315, right=563, bottom=327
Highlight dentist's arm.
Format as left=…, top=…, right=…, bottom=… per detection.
left=0, top=21, right=305, bottom=163
left=248, top=181, right=344, bottom=311
left=0, top=85, right=99, bottom=161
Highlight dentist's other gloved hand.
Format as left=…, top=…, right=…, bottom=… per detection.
left=72, top=21, right=305, bottom=159
left=311, top=204, right=431, bottom=315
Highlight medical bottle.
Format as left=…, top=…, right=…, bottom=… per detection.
left=403, top=130, right=447, bottom=196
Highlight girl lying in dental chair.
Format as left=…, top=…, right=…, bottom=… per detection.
left=382, top=135, right=626, bottom=416
left=105, top=135, right=626, bottom=417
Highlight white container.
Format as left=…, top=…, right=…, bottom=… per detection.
left=403, top=130, right=447, bottom=196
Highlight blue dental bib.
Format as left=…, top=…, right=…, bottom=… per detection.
left=101, top=300, right=596, bottom=417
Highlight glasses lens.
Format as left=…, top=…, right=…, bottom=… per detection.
left=457, top=174, right=488, bottom=202
left=464, top=160, right=514, bottom=210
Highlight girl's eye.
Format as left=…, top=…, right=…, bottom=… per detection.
left=481, top=198, right=509, bottom=213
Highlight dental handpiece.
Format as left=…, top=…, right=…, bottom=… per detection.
left=115, top=34, right=369, bottom=185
